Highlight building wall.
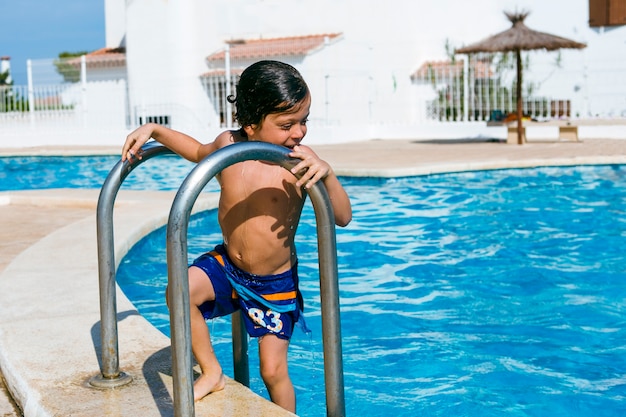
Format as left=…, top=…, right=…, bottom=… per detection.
left=114, top=0, right=616, bottom=130
left=105, top=0, right=126, bottom=48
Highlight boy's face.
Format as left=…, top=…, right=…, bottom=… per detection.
left=244, top=94, right=311, bottom=149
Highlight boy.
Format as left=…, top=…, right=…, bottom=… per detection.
left=121, top=60, right=352, bottom=412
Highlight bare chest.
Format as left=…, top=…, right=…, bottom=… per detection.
left=219, top=161, right=303, bottom=210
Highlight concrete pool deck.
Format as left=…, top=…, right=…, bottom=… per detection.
left=1, top=137, right=626, bottom=416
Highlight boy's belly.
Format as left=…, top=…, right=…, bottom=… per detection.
left=223, top=233, right=296, bottom=276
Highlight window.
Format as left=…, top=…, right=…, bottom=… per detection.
left=200, top=73, right=239, bottom=128
left=589, top=0, right=626, bottom=27
left=138, top=115, right=171, bottom=127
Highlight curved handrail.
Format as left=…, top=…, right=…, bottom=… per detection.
left=92, top=141, right=346, bottom=417
left=166, top=142, right=345, bottom=417
left=91, top=142, right=174, bottom=387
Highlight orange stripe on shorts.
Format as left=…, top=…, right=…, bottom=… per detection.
left=209, top=251, right=225, bottom=267
left=262, top=291, right=297, bottom=301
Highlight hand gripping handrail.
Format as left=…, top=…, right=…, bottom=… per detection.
left=91, top=142, right=175, bottom=388
left=167, top=141, right=345, bottom=417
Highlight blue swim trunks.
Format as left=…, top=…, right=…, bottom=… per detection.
left=190, top=244, right=304, bottom=340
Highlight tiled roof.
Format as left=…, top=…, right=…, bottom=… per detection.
left=411, top=59, right=493, bottom=80
left=206, top=33, right=342, bottom=62
left=86, top=47, right=126, bottom=67
left=66, top=47, right=127, bottom=68
left=201, top=68, right=244, bottom=78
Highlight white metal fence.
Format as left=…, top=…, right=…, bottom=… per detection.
left=410, top=54, right=591, bottom=123
left=1, top=49, right=625, bottom=147
left=1, top=57, right=129, bottom=147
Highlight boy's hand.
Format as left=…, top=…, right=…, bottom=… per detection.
left=122, top=124, right=154, bottom=162
left=289, top=145, right=333, bottom=189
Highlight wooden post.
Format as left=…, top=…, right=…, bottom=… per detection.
left=516, top=48, right=523, bottom=145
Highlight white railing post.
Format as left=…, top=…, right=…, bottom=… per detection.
left=27, top=59, right=34, bottom=126
left=455, top=61, right=461, bottom=121
left=224, top=44, right=232, bottom=129
left=463, top=57, right=469, bottom=122
left=325, top=36, right=331, bottom=125
left=442, top=66, right=446, bottom=121
left=81, top=55, right=87, bottom=127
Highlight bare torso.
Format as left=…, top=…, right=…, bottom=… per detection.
left=216, top=146, right=305, bottom=276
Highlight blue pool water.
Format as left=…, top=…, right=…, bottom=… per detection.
left=3, top=156, right=626, bottom=416
left=0, top=154, right=203, bottom=191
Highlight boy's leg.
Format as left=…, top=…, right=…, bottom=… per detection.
left=258, top=334, right=295, bottom=412
left=168, top=265, right=225, bottom=401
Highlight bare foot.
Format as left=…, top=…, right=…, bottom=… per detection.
left=193, top=372, right=226, bottom=401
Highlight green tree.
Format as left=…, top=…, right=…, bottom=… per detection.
left=1, top=68, right=18, bottom=112
left=53, top=51, right=88, bottom=83
left=0, top=69, right=12, bottom=86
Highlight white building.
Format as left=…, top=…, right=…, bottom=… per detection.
left=2, top=0, right=625, bottom=147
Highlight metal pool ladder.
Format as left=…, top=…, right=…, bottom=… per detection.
left=92, top=141, right=346, bottom=417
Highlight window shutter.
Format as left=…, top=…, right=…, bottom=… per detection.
left=589, top=0, right=626, bottom=27
left=608, top=0, right=626, bottom=25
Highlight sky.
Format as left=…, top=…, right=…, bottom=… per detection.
left=0, top=0, right=105, bottom=85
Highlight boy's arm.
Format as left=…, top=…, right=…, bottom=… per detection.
left=320, top=170, right=352, bottom=227
left=289, top=145, right=352, bottom=227
left=122, top=123, right=218, bottom=163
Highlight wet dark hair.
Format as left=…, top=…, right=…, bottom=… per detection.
left=227, top=60, right=309, bottom=130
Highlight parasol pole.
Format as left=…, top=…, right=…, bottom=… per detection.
left=516, top=48, right=523, bottom=145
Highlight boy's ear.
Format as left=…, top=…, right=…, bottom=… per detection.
left=243, top=124, right=256, bottom=137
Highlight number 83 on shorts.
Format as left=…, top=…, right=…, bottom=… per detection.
left=248, top=308, right=284, bottom=333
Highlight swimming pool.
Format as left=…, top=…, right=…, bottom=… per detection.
left=116, top=164, right=626, bottom=417
left=3, top=156, right=625, bottom=416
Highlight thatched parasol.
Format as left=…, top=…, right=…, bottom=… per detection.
left=455, top=11, right=586, bottom=144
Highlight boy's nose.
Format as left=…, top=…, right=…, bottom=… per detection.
left=291, top=124, right=306, bottom=139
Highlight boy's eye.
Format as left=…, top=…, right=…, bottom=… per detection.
left=280, top=119, right=307, bottom=130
